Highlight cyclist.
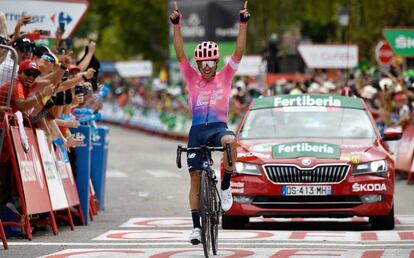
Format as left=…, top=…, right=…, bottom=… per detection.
left=169, top=2, right=250, bottom=245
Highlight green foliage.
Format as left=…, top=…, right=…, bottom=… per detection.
left=76, top=0, right=414, bottom=64
left=76, top=0, right=168, bottom=63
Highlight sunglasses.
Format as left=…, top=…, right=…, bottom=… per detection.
left=200, top=60, right=217, bottom=68
left=23, top=70, right=40, bottom=78
left=18, top=46, right=33, bottom=53
left=41, top=54, right=55, bottom=63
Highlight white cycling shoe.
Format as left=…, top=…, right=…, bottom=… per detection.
left=189, top=227, right=202, bottom=245
left=221, top=188, right=233, bottom=212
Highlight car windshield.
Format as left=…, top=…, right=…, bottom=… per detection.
left=239, top=107, right=375, bottom=139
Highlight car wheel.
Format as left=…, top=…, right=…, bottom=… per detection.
left=369, top=206, right=395, bottom=230
left=221, top=214, right=249, bottom=229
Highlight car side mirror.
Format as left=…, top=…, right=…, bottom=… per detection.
left=382, top=128, right=403, bottom=141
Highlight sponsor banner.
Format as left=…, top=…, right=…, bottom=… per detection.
left=114, top=61, right=152, bottom=78
left=252, top=94, right=364, bottom=110
left=224, top=55, right=262, bottom=76
left=10, top=127, right=52, bottom=214
left=36, top=129, right=69, bottom=211
left=272, top=142, right=341, bottom=159
left=383, top=28, right=414, bottom=56
left=1, top=0, right=89, bottom=39
left=298, top=44, right=359, bottom=69
left=53, top=146, right=80, bottom=207
left=168, top=0, right=243, bottom=42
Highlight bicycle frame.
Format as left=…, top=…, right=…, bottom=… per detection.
left=176, top=144, right=232, bottom=257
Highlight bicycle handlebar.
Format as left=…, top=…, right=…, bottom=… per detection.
left=176, top=144, right=233, bottom=169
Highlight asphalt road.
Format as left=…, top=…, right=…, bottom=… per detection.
left=2, top=124, right=414, bottom=258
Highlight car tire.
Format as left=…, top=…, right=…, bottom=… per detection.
left=221, top=214, right=249, bottom=229
left=369, top=206, right=395, bottom=230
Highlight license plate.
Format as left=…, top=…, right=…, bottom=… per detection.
left=282, top=185, right=332, bottom=196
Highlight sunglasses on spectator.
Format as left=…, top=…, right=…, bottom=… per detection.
left=22, top=70, right=40, bottom=78
left=41, top=54, right=55, bottom=63
left=200, top=60, right=217, bottom=68
left=18, top=46, right=33, bottom=53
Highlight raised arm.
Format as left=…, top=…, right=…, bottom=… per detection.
left=233, top=2, right=250, bottom=61
left=170, top=4, right=186, bottom=63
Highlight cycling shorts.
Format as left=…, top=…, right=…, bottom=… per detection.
left=187, top=122, right=235, bottom=172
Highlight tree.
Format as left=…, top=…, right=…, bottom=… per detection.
left=75, top=0, right=414, bottom=65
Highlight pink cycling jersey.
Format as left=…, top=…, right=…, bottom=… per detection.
left=179, top=55, right=239, bottom=125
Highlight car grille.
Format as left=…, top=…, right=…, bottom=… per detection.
left=264, top=164, right=349, bottom=184
left=252, top=195, right=361, bottom=209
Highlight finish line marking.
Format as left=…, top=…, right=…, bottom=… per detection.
left=8, top=242, right=414, bottom=247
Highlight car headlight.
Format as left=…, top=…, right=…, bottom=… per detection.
left=235, top=162, right=261, bottom=176
left=353, top=160, right=387, bottom=177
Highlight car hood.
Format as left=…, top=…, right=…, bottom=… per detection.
left=237, top=138, right=387, bottom=164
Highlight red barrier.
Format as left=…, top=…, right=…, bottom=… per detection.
left=54, top=148, right=85, bottom=225
left=3, top=113, right=58, bottom=240
left=89, top=181, right=99, bottom=220
left=395, top=125, right=414, bottom=183
left=0, top=220, right=7, bottom=250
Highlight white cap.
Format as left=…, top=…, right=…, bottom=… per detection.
left=379, top=78, right=393, bottom=91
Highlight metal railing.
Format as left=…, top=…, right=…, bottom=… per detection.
left=0, top=44, right=18, bottom=157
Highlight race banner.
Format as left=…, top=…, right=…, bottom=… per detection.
left=53, top=146, right=80, bottom=207
left=36, top=129, right=69, bottom=211
left=2, top=0, right=89, bottom=39
left=383, top=28, right=414, bottom=56
left=169, top=0, right=243, bottom=42
left=298, top=44, right=359, bottom=69
left=273, top=142, right=341, bottom=159
left=10, top=126, right=52, bottom=214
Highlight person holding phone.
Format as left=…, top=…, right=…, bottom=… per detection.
left=170, top=1, right=250, bottom=245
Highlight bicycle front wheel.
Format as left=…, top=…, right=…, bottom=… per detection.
left=210, top=183, right=220, bottom=255
left=199, top=171, right=211, bottom=257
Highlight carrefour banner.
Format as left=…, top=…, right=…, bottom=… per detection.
left=169, top=0, right=244, bottom=42
left=2, top=0, right=89, bottom=39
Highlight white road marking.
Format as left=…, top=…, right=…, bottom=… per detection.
left=92, top=229, right=414, bottom=242
left=118, top=216, right=414, bottom=228
left=36, top=248, right=414, bottom=258
left=9, top=242, right=414, bottom=247
left=138, top=192, right=149, bottom=198
left=120, top=217, right=191, bottom=228
left=106, top=169, right=129, bottom=178
left=144, top=169, right=181, bottom=178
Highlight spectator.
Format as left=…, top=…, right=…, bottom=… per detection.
left=12, top=37, right=34, bottom=64
left=1, top=60, right=53, bottom=113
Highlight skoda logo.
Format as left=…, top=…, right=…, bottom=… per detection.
left=301, top=158, right=312, bottom=166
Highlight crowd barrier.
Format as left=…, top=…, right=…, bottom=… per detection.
left=0, top=111, right=109, bottom=247
left=101, top=102, right=239, bottom=141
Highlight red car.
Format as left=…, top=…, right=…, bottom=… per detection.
left=222, top=94, right=401, bottom=230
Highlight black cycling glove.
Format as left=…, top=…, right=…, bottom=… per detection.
left=240, top=10, right=250, bottom=23
left=170, top=10, right=181, bottom=25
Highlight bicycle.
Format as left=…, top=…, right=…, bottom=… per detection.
left=176, top=143, right=232, bottom=258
